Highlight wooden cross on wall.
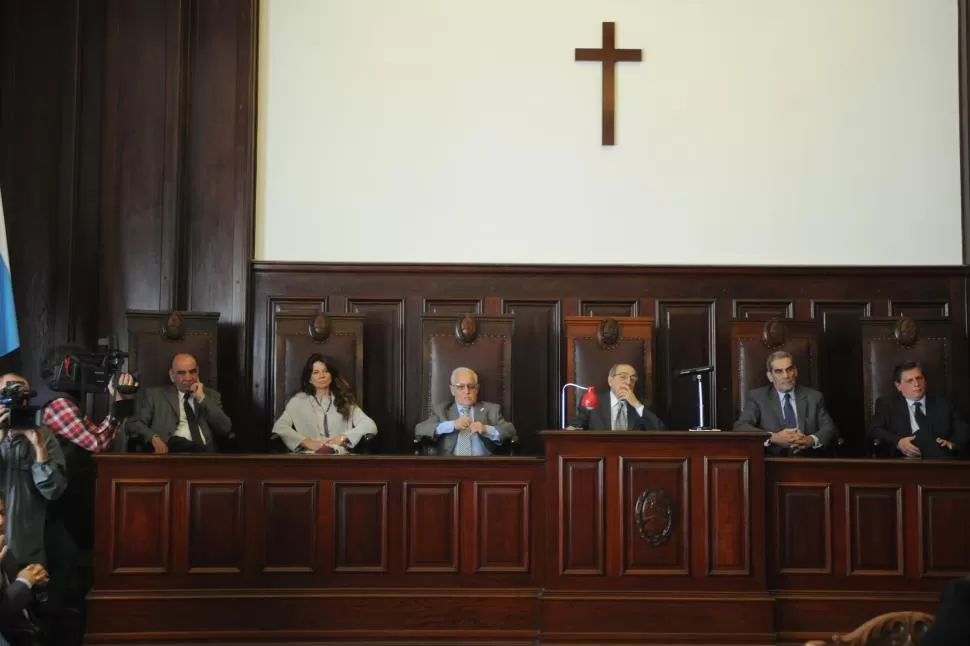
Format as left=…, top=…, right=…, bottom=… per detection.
left=575, top=22, right=643, bottom=146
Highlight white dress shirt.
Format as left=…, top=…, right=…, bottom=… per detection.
left=905, top=396, right=927, bottom=434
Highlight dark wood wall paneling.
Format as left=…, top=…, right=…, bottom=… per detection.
left=2, top=0, right=970, bottom=456
left=0, top=0, right=254, bottom=409
left=251, top=265, right=970, bottom=455
left=87, top=452, right=969, bottom=643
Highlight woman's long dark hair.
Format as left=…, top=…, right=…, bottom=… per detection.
left=299, top=353, right=356, bottom=419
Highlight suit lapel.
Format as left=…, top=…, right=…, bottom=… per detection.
left=795, top=390, right=809, bottom=432
left=167, top=388, right=181, bottom=418
left=894, top=397, right=910, bottom=433
left=599, top=397, right=613, bottom=429
left=446, top=401, right=459, bottom=421
left=768, top=387, right=786, bottom=428
left=923, top=395, right=940, bottom=434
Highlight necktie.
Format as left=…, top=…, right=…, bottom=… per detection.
left=614, top=402, right=628, bottom=431
left=184, top=392, right=204, bottom=444
left=454, top=406, right=473, bottom=456
left=914, top=402, right=927, bottom=433
left=782, top=393, right=797, bottom=429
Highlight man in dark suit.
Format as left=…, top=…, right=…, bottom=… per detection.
left=867, top=361, right=966, bottom=459
left=127, top=353, right=232, bottom=453
left=0, top=492, right=48, bottom=644
left=923, top=577, right=970, bottom=645
left=733, top=351, right=838, bottom=456
left=567, top=363, right=665, bottom=431
left=414, top=367, right=516, bottom=455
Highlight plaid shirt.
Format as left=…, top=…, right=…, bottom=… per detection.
left=42, top=396, right=119, bottom=453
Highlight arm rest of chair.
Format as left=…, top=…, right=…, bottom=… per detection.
left=350, top=433, right=378, bottom=455
left=267, top=433, right=291, bottom=454
left=506, top=436, right=520, bottom=456
left=413, top=435, right=440, bottom=456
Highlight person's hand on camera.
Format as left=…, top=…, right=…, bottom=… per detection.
left=151, top=435, right=169, bottom=454
left=0, top=407, right=8, bottom=442
left=109, top=373, right=139, bottom=402
left=17, top=563, right=48, bottom=587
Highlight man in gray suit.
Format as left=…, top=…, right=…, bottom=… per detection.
left=733, top=350, right=838, bottom=456
left=128, top=353, right=232, bottom=453
left=414, top=367, right=516, bottom=456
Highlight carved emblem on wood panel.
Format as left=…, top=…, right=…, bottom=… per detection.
left=308, top=313, right=331, bottom=342
left=893, top=316, right=918, bottom=348
left=161, top=311, right=185, bottom=341
left=761, top=318, right=787, bottom=350
left=635, top=486, right=674, bottom=547
left=455, top=314, right=479, bottom=344
left=598, top=317, right=620, bottom=347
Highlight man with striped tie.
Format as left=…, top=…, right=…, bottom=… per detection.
left=414, top=367, right=516, bottom=456
left=734, top=350, right=839, bottom=456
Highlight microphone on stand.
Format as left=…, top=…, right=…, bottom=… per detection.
left=676, top=366, right=716, bottom=430
left=676, top=365, right=714, bottom=376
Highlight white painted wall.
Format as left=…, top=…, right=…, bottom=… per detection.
left=256, top=0, right=962, bottom=265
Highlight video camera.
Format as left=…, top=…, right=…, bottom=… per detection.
left=43, top=347, right=139, bottom=396
left=0, top=381, right=44, bottom=430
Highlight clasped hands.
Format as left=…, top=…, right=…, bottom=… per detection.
left=455, top=416, right=487, bottom=435
left=0, top=536, right=49, bottom=587
left=771, top=428, right=815, bottom=452
left=615, top=385, right=641, bottom=409
left=302, top=435, right=348, bottom=453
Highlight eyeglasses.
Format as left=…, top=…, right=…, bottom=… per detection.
left=451, top=383, right=479, bottom=391
left=612, top=372, right=638, bottom=381
left=173, top=368, right=199, bottom=376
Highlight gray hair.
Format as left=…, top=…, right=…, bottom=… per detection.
left=609, top=364, right=634, bottom=378
left=765, top=351, right=794, bottom=372
left=450, top=367, right=478, bottom=384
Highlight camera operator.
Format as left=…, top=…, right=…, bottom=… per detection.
left=0, top=491, right=48, bottom=646
left=0, top=374, right=67, bottom=612
left=39, top=345, right=138, bottom=453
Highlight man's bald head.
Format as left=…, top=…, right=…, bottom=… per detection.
left=169, top=354, right=200, bottom=393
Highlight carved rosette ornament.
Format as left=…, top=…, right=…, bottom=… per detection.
left=308, top=313, right=331, bottom=342
left=161, top=311, right=185, bottom=341
left=597, top=317, right=620, bottom=348
left=761, top=317, right=787, bottom=350
left=893, top=316, right=918, bottom=348
left=455, top=314, right=479, bottom=345
left=635, top=487, right=674, bottom=547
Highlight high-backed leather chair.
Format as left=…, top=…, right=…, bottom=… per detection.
left=127, top=310, right=220, bottom=389
left=861, top=316, right=953, bottom=456
left=269, top=311, right=371, bottom=453
left=414, top=313, right=515, bottom=455
left=121, top=310, right=221, bottom=452
left=563, top=316, right=654, bottom=425
left=731, top=317, right=820, bottom=422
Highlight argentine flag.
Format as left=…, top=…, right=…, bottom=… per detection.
left=0, top=187, right=18, bottom=356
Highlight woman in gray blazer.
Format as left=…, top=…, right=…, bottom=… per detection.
left=272, top=354, right=377, bottom=454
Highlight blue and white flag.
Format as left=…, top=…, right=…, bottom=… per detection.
left=0, top=187, right=19, bottom=356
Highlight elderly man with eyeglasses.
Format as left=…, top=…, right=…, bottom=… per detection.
left=414, top=367, right=516, bottom=456
left=568, top=363, right=666, bottom=431
left=127, top=353, right=232, bottom=453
